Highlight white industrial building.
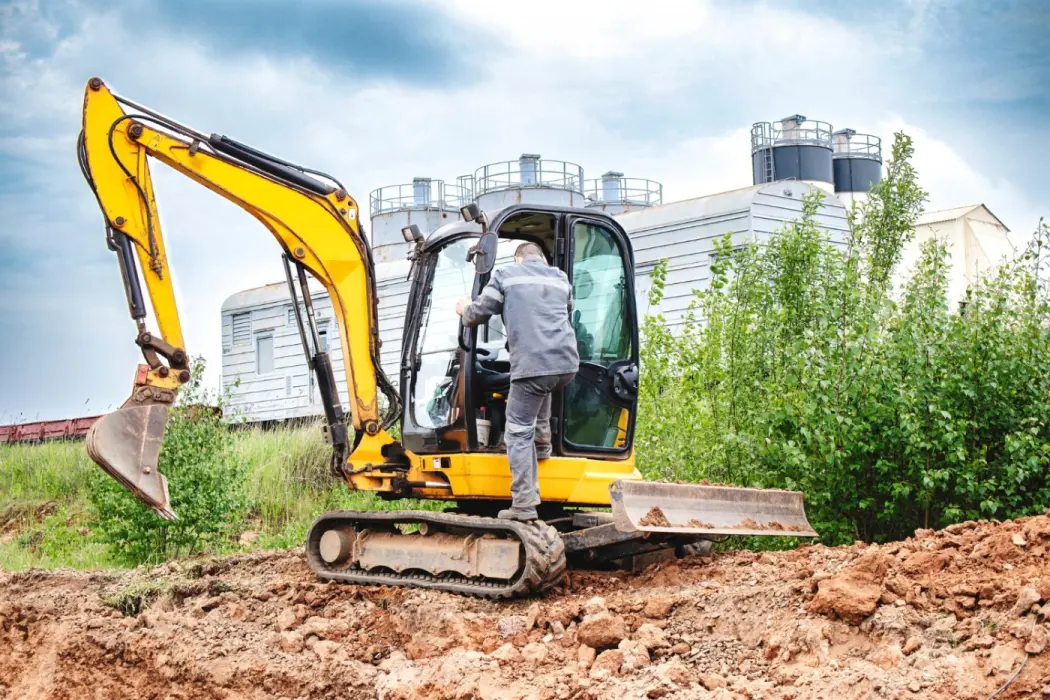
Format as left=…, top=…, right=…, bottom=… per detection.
left=220, top=114, right=1012, bottom=423
left=894, top=204, right=1015, bottom=308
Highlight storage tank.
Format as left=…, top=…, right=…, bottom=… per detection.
left=585, top=171, right=663, bottom=215
left=368, top=177, right=469, bottom=263
left=469, top=153, right=588, bottom=212
left=832, top=129, right=882, bottom=207
left=751, top=114, right=834, bottom=192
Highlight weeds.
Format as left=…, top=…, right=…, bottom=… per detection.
left=103, top=577, right=177, bottom=616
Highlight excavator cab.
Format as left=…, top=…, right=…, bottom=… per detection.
left=399, top=205, right=640, bottom=460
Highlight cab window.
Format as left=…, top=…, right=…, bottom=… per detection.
left=411, top=237, right=476, bottom=429
left=564, top=221, right=633, bottom=449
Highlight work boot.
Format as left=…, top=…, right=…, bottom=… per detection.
left=497, top=506, right=539, bottom=522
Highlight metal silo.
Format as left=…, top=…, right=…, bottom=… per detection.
left=584, top=171, right=663, bottom=215
left=368, top=177, right=470, bottom=263
left=468, top=153, right=587, bottom=211
left=751, top=114, right=834, bottom=191
left=832, top=129, right=883, bottom=207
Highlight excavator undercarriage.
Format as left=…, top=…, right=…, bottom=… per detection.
left=300, top=480, right=816, bottom=598
left=77, top=76, right=818, bottom=599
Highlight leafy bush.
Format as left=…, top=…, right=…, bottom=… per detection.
left=88, top=358, right=248, bottom=565
left=637, top=133, right=1050, bottom=545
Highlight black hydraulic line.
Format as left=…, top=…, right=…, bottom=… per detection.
left=208, top=134, right=334, bottom=196
left=282, top=254, right=315, bottom=371
left=293, top=260, right=348, bottom=467
left=105, top=114, right=160, bottom=273
left=295, top=261, right=325, bottom=352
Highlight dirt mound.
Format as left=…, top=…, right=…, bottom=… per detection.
left=3, top=514, right=1050, bottom=699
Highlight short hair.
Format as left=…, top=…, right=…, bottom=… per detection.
left=514, top=241, right=545, bottom=261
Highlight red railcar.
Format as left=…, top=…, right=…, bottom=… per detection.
left=0, top=416, right=102, bottom=444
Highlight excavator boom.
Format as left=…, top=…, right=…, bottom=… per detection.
left=78, top=77, right=397, bottom=518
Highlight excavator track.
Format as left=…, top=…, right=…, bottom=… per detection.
left=304, top=510, right=566, bottom=599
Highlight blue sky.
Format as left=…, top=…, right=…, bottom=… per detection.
left=1, top=0, right=1047, bottom=420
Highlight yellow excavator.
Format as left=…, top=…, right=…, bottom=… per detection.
left=77, top=77, right=817, bottom=598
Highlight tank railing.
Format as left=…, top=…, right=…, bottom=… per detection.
left=583, top=177, right=663, bottom=206
left=751, top=120, right=834, bottom=151
left=832, top=133, right=883, bottom=161
left=369, top=180, right=472, bottom=218
left=473, top=159, right=585, bottom=196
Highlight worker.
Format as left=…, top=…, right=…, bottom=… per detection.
left=457, top=241, right=579, bottom=521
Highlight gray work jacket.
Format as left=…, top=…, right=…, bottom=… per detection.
left=461, top=256, right=580, bottom=381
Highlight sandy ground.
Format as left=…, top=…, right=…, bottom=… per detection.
left=3, top=513, right=1050, bottom=699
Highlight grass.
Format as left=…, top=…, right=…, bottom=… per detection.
left=0, top=421, right=448, bottom=572
left=0, top=440, right=98, bottom=507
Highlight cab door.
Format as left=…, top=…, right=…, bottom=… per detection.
left=559, top=216, right=639, bottom=457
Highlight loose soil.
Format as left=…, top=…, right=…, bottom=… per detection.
left=3, top=514, right=1050, bottom=699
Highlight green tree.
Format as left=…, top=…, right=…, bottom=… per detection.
left=636, top=133, right=1050, bottom=545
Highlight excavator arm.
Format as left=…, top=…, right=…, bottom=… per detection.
left=78, top=77, right=398, bottom=519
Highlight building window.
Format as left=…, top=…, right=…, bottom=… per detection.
left=256, top=335, right=274, bottom=375
left=232, top=312, right=251, bottom=346
left=287, top=307, right=295, bottom=326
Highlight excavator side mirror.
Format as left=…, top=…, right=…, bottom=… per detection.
left=470, top=231, right=499, bottom=275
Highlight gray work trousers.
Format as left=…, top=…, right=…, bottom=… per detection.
left=504, top=372, right=576, bottom=508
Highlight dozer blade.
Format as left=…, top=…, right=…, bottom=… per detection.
left=609, top=480, right=817, bottom=538
left=86, top=403, right=176, bottom=520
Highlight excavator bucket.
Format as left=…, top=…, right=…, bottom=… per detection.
left=86, top=403, right=176, bottom=520
left=609, top=480, right=817, bottom=538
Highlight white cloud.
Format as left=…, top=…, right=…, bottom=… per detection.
left=0, top=0, right=1044, bottom=419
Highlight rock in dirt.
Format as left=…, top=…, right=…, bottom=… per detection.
left=577, top=644, right=597, bottom=670
left=524, top=602, right=541, bottom=630
left=577, top=611, right=627, bottom=649
left=491, top=643, right=520, bottom=662
left=279, top=630, right=304, bottom=654
left=635, top=622, right=670, bottom=650
left=583, top=596, right=609, bottom=616
left=521, top=641, right=548, bottom=664
left=643, top=595, right=677, bottom=619
left=1026, top=626, right=1049, bottom=655
left=989, top=645, right=1025, bottom=675
left=590, top=649, right=625, bottom=679
left=870, top=643, right=904, bottom=670
left=1014, top=586, right=1043, bottom=616
left=276, top=607, right=300, bottom=632
left=903, top=636, right=923, bottom=655
left=699, top=672, right=728, bottom=690
left=301, top=615, right=349, bottom=640
left=618, top=638, right=651, bottom=672
left=498, top=615, right=529, bottom=638
left=807, top=576, right=882, bottom=623
left=312, top=639, right=346, bottom=662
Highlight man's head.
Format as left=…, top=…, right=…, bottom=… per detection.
left=514, top=241, right=546, bottom=264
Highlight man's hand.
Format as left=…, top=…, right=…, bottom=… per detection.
left=456, top=296, right=472, bottom=317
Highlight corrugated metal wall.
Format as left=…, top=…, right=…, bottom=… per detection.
left=623, top=182, right=849, bottom=330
